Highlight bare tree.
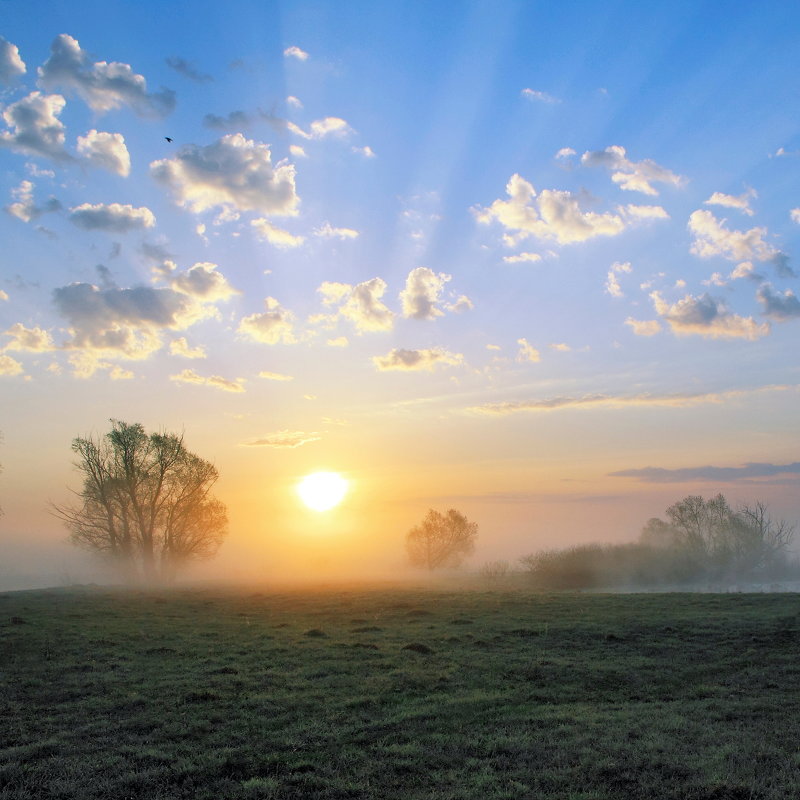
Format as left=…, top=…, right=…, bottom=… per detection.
left=406, top=508, right=477, bottom=570
left=479, top=560, right=509, bottom=584
left=52, top=420, right=227, bottom=583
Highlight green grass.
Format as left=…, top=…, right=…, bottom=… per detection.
left=2, top=586, right=800, bottom=799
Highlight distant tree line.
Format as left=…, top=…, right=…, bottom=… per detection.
left=520, top=494, right=798, bottom=590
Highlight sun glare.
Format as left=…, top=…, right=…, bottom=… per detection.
left=296, top=471, right=349, bottom=512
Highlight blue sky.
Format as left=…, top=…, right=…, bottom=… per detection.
left=1, top=1, right=799, bottom=581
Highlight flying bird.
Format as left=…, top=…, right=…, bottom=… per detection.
left=165, top=137, right=173, bottom=143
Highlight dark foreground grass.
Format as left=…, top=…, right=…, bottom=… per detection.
left=2, top=586, right=800, bottom=799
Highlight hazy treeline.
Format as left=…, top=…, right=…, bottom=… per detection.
left=519, top=494, right=798, bottom=590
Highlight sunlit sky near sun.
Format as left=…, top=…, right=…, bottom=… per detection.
left=1, top=1, right=799, bottom=582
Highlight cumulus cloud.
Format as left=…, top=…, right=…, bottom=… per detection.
left=729, top=261, right=763, bottom=281
left=399, top=267, right=451, bottom=320
left=516, top=338, right=540, bottom=363
left=169, top=337, right=206, bottom=358
left=165, top=56, right=212, bottom=83
left=610, top=461, right=800, bottom=483
left=0, top=36, right=26, bottom=84
left=521, top=88, right=560, bottom=104
left=470, top=384, right=793, bottom=415
left=0, top=91, right=70, bottom=160
left=170, top=369, right=245, bottom=392
left=258, top=371, right=293, bottom=381
left=317, top=278, right=394, bottom=332
left=38, top=34, right=175, bottom=117
left=151, top=133, right=299, bottom=216
left=605, top=261, right=632, bottom=298
left=251, top=218, right=305, bottom=248
left=372, top=347, right=464, bottom=371
left=53, top=279, right=219, bottom=359
left=447, top=295, right=474, bottom=313
left=283, top=46, right=309, bottom=61
left=242, top=430, right=320, bottom=448
left=166, top=261, right=239, bottom=301
left=76, top=130, right=131, bottom=176
left=475, top=173, right=626, bottom=245
left=555, top=147, right=576, bottom=159
left=69, top=202, right=155, bottom=233
left=650, top=290, right=769, bottom=340
left=503, top=252, right=542, bottom=264
left=5, top=180, right=61, bottom=222
left=0, top=354, right=24, bottom=376
left=625, top=317, right=662, bottom=337
left=581, top=145, right=685, bottom=195
left=688, top=209, right=780, bottom=263
left=238, top=297, right=296, bottom=344
left=314, top=221, right=359, bottom=239
left=704, top=189, right=756, bottom=216
left=757, top=283, right=800, bottom=321
left=3, top=323, right=55, bottom=352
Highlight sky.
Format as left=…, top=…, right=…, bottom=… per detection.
left=1, top=0, right=799, bottom=585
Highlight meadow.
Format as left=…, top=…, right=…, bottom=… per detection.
left=1, top=585, right=799, bottom=799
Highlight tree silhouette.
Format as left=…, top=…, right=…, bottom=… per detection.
left=406, top=508, right=477, bottom=570
left=53, top=420, right=227, bottom=583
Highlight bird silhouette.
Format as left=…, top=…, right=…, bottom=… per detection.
left=165, top=137, right=173, bottom=143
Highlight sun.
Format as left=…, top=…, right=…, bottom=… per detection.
left=296, top=471, right=349, bottom=512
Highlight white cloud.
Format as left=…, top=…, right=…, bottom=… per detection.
left=446, top=295, right=474, bottom=313
left=701, top=272, right=727, bottom=287
left=0, top=36, right=26, bottom=84
left=0, top=354, right=24, bottom=376
left=289, top=144, right=307, bottom=158
left=516, top=338, right=540, bottom=363
left=605, top=261, right=632, bottom=298
left=151, top=133, right=299, bottom=216
left=258, top=370, right=294, bottom=381
left=0, top=92, right=69, bottom=160
left=326, top=336, right=348, bottom=347
left=5, top=180, right=61, bottom=223
left=476, top=174, right=626, bottom=245
left=310, top=117, right=352, bottom=138
left=372, top=347, right=464, bottom=371
left=251, top=218, right=305, bottom=248
left=704, top=189, right=756, bottom=217
left=0, top=291, right=8, bottom=301
left=3, top=323, right=55, bottom=352
left=581, top=145, right=685, bottom=196
left=314, top=221, right=359, bottom=239
left=757, top=283, right=800, bottom=321
left=317, top=278, right=394, bottom=332
left=469, top=385, right=793, bottom=415
left=625, top=317, right=662, bottom=337
left=169, top=337, right=206, bottom=358
left=167, top=262, right=239, bottom=301
left=238, top=297, right=296, bottom=344
left=69, top=202, right=155, bottom=233
left=503, top=252, right=542, bottom=263
left=38, top=34, right=175, bottom=117
left=620, top=204, right=669, bottom=220
left=399, top=267, right=450, bottom=320
left=791, top=208, right=800, bottom=224
left=352, top=145, right=376, bottom=158
left=550, top=343, right=571, bottom=352
left=283, top=46, right=309, bottom=61
left=243, top=430, right=320, bottom=448
left=170, top=369, right=245, bottom=392
left=76, top=130, right=131, bottom=176
left=650, top=290, right=769, bottom=340
left=555, top=147, right=576, bottom=159
left=729, top=261, right=762, bottom=281
left=688, top=209, right=779, bottom=263
left=521, top=88, right=560, bottom=104
left=287, top=95, right=303, bottom=108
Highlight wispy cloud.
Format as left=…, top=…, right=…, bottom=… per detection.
left=170, top=369, right=245, bottom=392
left=610, top=462, right=800, bottom=483
left=242, top=430, right=320, bottom=448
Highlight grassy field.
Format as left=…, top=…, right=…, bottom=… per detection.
left=1, top=585, right=799, bottom=799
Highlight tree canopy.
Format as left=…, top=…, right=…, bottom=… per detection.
left=53, top=420, right=227, bottom=583
left=406, top=508, right=477, bottom=570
